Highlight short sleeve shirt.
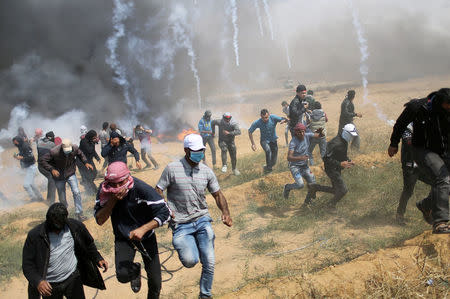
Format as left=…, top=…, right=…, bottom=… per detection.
left=248, top=115, right=283, bottom=143
left=288, top=133, right=314, bottom=167
left=99, top=130, right=109, bottom=147
left=156, top=158, right=220, bottom=224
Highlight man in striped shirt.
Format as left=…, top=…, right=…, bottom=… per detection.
left=156, top=134, right=232, bottom=299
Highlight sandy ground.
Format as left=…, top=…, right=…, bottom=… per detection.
left=1, top=75, right=449, bottom=298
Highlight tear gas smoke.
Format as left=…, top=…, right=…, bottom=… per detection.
left=254, top=0, right=264, bottom=37
left=1, top=0, right=450, bottom=134
left=262, top=0, right=274, bottom=41
left=284, top=34, right=292, bottom=69
left=229, top=0, right=240, bottom=67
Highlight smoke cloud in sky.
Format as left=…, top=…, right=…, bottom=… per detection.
left=0, top=0, right=450, bottom=135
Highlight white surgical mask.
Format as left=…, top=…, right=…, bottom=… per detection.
left=63, top=148, right=72, bottom=155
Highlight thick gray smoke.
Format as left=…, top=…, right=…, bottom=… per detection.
left=1, top=0, right=450, bottom=134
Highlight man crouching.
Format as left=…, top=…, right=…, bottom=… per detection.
left=22, top=203, right=108, bottom=299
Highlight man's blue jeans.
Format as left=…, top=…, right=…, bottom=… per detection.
left=172, top=216, right=215, bottom=298
left=55, top=174, right=83, bottom=214
left=308, top=136, right=327, bottom=165
left=260, top=140, right=278, bottom=171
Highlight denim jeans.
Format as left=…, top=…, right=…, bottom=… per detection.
left=24, top=164, right=42, bottom=201
left=285, top=164, right=316, bottom=192
left=260, top=140, right=278, bottom=171
left=202, top=136, right=216, bottom=166
left=172, top=216, right=215, bottom=298
left=308, top=136, right=327, bottom=165
left=55, top=174, right=83, bottom=214
left=219, top=140, right=237, bottom=170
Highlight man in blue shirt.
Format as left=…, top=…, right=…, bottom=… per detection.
left=283, top=123, right=324, bottom=207
left=248, top=109, right=286, bottom=174
left=198, top=110, right=216, bottom=167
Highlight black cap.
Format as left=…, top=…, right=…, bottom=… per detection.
left=296, top=84, right=307, bottom=92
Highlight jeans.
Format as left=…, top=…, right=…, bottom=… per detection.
left=219, top=140, right=237, bottom=170
left=308, top=136, right=327, bottom=165
left=172, top=216, right=215, bottom=298
left=38, top=165, right=56, bottom=203
left=115, top=234, right=161, bottom=299
left=260, top=140, right=278, bottom=171
left=24, top=164, right=42, bottom=201
left=284, top=125, right=289, bottom=146
left=413, top=148, right=450, bottom=224
left=44, top=270, right=85, bottom=299
left=202, top=136, right=217, bottom=166
left=397, top=166, right=432, bottom=216
left=55, top=174, right=83, bottom=214
left=285, top=164, right=316, bottom=203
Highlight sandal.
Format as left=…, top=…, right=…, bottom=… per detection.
left=432, top=222, right=450, bottom=234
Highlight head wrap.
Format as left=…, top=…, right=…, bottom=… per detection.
left=98, top=162, right=134, bottom=206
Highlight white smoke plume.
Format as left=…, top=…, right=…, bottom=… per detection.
left=106, top=0, right=136, bottom=120
left=168, top=3, right=202, bottom=108
left=254, top=0, right=264, bottom=37
left=262, top=0, right=274, bottom=40
left=283, top=34, right=292, bottom=69
left=229, top=0, right=240, bottom=66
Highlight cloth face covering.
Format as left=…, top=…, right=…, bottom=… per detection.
left=189, top=151, right=204, bottom=163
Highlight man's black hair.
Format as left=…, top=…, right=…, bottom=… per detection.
left=45, top=131, right=55, bottom=139
left=281, top=101, right=288, bottom=106
left=102, top=122, right=109, bottom=130
left=313, top=101, right=322, bottom=109
left=46, top=203, right=68, bottom=232
left=260, top=108, right=269, bottom=116
left=347, top=90, right=356, bottom=99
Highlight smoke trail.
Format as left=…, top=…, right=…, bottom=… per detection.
left=229, top=0, right=240, bottom=66
left=106, top=0, right=138, bottom=123
left=347, top=0, right=368, bottom=103
left=254, top=0, right=264, bottom=37
left=262, top=0, right=274, bottom=40
left=169, top=3, right=202, bottom=108
left=283, top=34, right=292, bottom=69
left=347, top=0, right=393, bottom=125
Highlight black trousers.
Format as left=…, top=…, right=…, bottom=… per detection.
left=38, top=165, right=56, bottom=203
left=115, top=234, right=161, bottom=299
left=413, top=148, right=450, bottom=224
left=219, top=140, right=237, bottom=170
left=312, top=165, right=348, bottom=205
left=202, top=136, right=217, bottom=165
left=76, top=159, right=97, bottom=195
left=397, top=165, right=433, bottom=216
left=44, top=270, right=85, bottom=299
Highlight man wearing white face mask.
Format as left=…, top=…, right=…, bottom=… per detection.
left=156, top=134, right=232, bottom=299
left=307, top=124, right=358, bottom=211
left=40, top=139, right=94, bottom=221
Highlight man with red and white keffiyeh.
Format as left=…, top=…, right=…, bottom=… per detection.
left=94, top=162, right=170, bottom=298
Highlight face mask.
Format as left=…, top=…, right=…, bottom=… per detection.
left=189, top=151, right=204, bottom=163
left=63, top=149, right=72, bottom=155
left=341, top=130, right=354, bottom=143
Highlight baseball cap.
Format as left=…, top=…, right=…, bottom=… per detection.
left=183, top=134, right=206, bottom=151
left=223, top=112, right=232, bottom=119
left=343, top=124, right=358, bottom=136
left=61, top=139, right=72, bottom=150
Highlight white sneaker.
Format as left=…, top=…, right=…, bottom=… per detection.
left=233, top=169, right=241, bottom=176
left=221, top=165, right=228, bottom=173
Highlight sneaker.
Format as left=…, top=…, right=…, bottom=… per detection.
left=283, top=184, right=290, bottom=199
left=416, top=201, right=433, bottom=225
left=131, top=263, right=141, bottom=293
left=233, top=169, right=241, bottom=176
left=221, top=165, right=228, bottom=173
left=75, top=213, right=87, bottom=222
left=263, top=166, right=272, bottom=174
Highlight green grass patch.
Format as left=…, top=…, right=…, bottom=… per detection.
left=0, top=240, right=23, bottom=283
